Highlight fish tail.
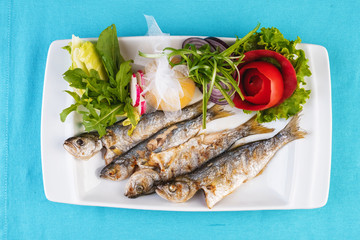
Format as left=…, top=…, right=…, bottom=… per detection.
left=207, top=104, right=234, bottom=121
left=240, top=115, right=274, bottom=135
left=279, top=114, right=307, bottom=140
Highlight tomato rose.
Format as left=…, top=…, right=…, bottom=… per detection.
left=233, top=49, right=297, bottom=111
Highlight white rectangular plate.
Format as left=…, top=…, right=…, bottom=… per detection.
left=41, top=36, right=331, bottom=211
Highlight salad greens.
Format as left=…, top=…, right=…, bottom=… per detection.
left=141, top=24, right=311, bottom=125
left=60, top=24, right=139, bottom=137
left=60, top=23, right=311, bottom=138
left=140, top=24, right=260, bottom=128
left=239, top=27, right=311, bottom=122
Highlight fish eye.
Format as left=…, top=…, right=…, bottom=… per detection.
left=136, top=185, right=144, bottom=193
left=76, top=139, right=84, bottom=146
left=108, top=169, right=116, bottom=176
left=169, top=184, right=177, bottom=192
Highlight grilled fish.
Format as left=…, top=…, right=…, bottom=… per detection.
left=63, top=101, right=203, bottom=164
left=156, top=115, right=306, bottom=208
left=100, top=104, right=231, bottom=181
left=63, top=133, right=102, bottom=160
left=124, top=115, right=273, bottom=198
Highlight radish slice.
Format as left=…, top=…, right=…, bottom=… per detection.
left=130, top=74, right=141, bottom=107
left=136, top=71, right=145, bottom=92
left=137, top=96, right=146, bottom=115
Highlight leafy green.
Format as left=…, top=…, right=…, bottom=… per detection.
left=65, top=35, right=107, bottom=81
left=96, top=24, right=125, bottom=82
left=80, top=102, right=124, bottom=138
left=62, top=45, right=71, bottom=54
left=78, top=41, right=107, bottom=80
left=60, top=25, right=138, bottom=137
left=238, top=27, right=312, bottom=122
left=139, top=24, right=260, bottom=128
left=256, top=88, right=310, bottom=122
left=115, top=60, right=133, bottom=102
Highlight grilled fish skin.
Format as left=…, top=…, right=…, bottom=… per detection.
left=156, top=115, right=306, bottom=209
left=63, top=101, right=203, bottom=164
left=125, top=169, right=161, bottom=198
left=124, top=115, right=274, bottom=198
left=100, top=104, right=232, bottom=181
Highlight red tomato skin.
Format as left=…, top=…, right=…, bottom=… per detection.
left=234, top=61, right=284, bottom=111
left=241, top=50, right=297, bottom=103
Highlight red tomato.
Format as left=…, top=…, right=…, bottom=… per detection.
left=234, top=61, right=284, bottom=111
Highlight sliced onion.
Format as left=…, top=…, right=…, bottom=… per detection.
left=208, top=82, right=235, bottom=105
left=205, top=37, right=229, bottom=52
left=182, top=37, right=234, bottom=105
left=182, top=37, right=215, bottom=52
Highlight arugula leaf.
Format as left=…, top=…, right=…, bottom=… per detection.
left=60, top=103, right=80, bottom=122
left=115, top=60, right=133, bottom=102
left=96, top=24, right=125, bottom=82
left=81, top=102, right=124, bottom=137
left=124, top=98, right=138, bottom=126
left=63, top=68, right=87, bottom=89
left=64, top=90, right=81, bottom=102
left=122, top=98, right=140, bottom=135
left=60, top=67, right=130, bottom=137
left=61, top=24, right=139, bottom=138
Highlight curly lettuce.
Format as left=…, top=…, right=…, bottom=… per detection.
left=60, top=24, right=139, bottom=137
left=239, top=27, right=311, bottom=122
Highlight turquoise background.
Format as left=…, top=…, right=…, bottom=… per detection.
left=1, top=0, right=359, bottom=239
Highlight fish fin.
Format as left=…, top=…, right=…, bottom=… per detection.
left=146, top=152, right=169, bottom=171
left=240, top=115, right=274, bottom=135
left=202, top=178, right=245, bottom=209
left=109, top=146, right=122, bottom=156
left=279, top=114, right=307, bottom=140
left=146, top=125, right=178, bottom=151
left=207, top=105, right=234, bottom=121
left=104, top=149, right=118, bottom=165
left=202, top=183, right=222, bottom=209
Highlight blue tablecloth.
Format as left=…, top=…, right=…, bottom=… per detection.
left=1, top=0, right=359, bottom=239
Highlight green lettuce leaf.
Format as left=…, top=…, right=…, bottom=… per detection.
left=60, top=67, right=128, bottom=137
left=63, top=35, right=107, bottom=82
left=78, top=41, right=107, bottom=80
left=239, top=27, right=312, bottom=122
left=256, top=88, right=311, bottom=123
left=60, top=25, right=138, bottom=137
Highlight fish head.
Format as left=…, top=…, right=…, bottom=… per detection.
left=63, top=133, right=102, bottom=160
left=156, top=178, right=198, bottom=203
left=100, top=159, right=135, bottom=181
left=124, top=169, right=160, bottom=198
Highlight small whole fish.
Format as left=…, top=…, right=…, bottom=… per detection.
left=63, top=133, right=102, bottom=160
left=100, top=104, right=230, bottom=181
left=156, top=115, right=306, bottom=209
left=124, top=115, right=273, bottom=198
left=63, top=101, right=203, bottom=164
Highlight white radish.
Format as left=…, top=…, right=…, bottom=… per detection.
left=137, top=95, right=146, bottom=115
left=136, top=70, right=145, bottom=94
left=130, top=74, right=141, bottom=107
